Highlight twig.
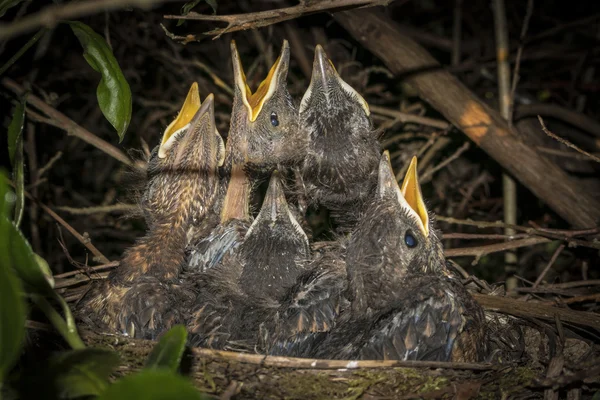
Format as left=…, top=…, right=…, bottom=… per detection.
left=532, top=243, right=565, bottom=288
left=54, top=261, right=119, bottom=279
left=437, top=216, right=600, bottom=249
left=24, top=191, right=110, bottom=264
left=56, top=204, right=138, bottom=215
left=442, top=232, right=529, bottom=240
left=444, top=237, right=550, bottom=258
left=560, top=293, right=600, bottom=305
left=537, top=116, right=600, bottom=164
left=507, top=0, right=533, bottom=125
left=0, top=0, right=173, bottom=41
left=370, top=105, right=450, bottom=129
left=418, top=136, right=452, bottom=172
left=284, top=22, right=312, bottom=79
left=0, top=29, right=47, bottom=76
left=37, top=151, right=63, bottom=178
left=2, top=78, right=135, bottom=168
left=525, top=279, right=600, bottom=290
left=537, top=147, right=600, bottom=161
left=421, top=141, right=470, bottom=182
left=164, top=0, right=394, bottom=39
left=54, top=272, right=110, bottom=289
left=451, top=0, right=462, bottom=66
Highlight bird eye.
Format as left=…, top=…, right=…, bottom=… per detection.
left=404, top=231, right=417, bottom=248
left=270, top=112, right=279, bottom=127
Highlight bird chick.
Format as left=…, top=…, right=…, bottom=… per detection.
left=187, top=171, right=311, bottom=349
left=314, top=152, right=487, bottom=362
left=77, top=87, right=224, bottom=339
left=299, top=45, right=381, bottom=226
left=187, top=40, right=305, bottom=272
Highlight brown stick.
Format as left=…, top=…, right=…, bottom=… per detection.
left=444, top=237, right=549, bottom=258
left=2, top=78, right=135, bottom=168
left=334, top=9, right=600, bottom=228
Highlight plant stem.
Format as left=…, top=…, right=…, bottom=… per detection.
left=31, top=294, right=85, bottom=350
left=0, top=29, right=47, bottom=77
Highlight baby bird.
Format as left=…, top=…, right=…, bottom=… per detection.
left=315, top=152, right=488, bottom=362
left=298, top=45, right=381, bottom=226
left=186, top=171, right=311, bottom=349
left=187, top=40, right=304, bottom=273
left=77, top=86, right=224, bottom=339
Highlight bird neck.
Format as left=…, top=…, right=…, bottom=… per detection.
left=221, top=161, right=250, bottom=223
left=114, top=221, right=188, bottom=283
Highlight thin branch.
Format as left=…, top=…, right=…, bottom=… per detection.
left=24, top=191, right=110, bottom=264
left=2, top=77, right=137, bottom=169
left=444, top=237, right=550, bottom=258
left=437, top=216, right=600, bottom=249
left=370, top=105, right=450, bottom=130
left=0, top=29, right=47, bottom=76
left=0, top=0, right=173, bottom=41
left=507, top=0, right=534, bottom=125
left=538, top=116, right=600, bottom=163
left=54, top=261, right=119, bottom=279
left=56, top=204, right=138, bottom=215
left=532, top=243, right=565, bottom=288
left=37, top=151, right=63, bottom=178
left=164, top=0, right=394, bottom=39
left=421, top=141, right=470, bottom=182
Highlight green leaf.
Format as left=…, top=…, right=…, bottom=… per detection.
left=0, top=174, right=27, bottom=381
left=0, top=176, right=84, bottom=350
left=178, top=0, right=217, bottom=25
left=7, top=98, right=26, bottom=227
left=97, top=370, right=204, bottom=400
left=0, top=0, right=22, bottom=18
left=2, top=211, right=54, bottom=297
left=51, top=348, right=120, bottom=398
left=145, top=325, right=187, bottom=372
left=205, top=0, right=217, bottom=13
left=69, top=21, right=131, bottom=141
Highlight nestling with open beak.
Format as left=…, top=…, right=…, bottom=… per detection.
left=187, top=40, right=305, bottom=273
left=77, top=85, right=224, bottom=339
left=299, top=45, right=381, bottom=227
left=314, top=153, right=488, bottom=362
left=186, top=171, right=311, bottom=349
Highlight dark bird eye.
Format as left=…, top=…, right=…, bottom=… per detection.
left=404, top=231, right=417, bottom=248
left=270, top=112, right=279, bottom=127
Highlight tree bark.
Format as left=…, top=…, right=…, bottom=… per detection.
left=334, top=8, right=600, bottom=228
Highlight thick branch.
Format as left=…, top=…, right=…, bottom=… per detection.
left=335, top=9, right=600, bottom=228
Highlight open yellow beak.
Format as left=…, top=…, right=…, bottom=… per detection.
left=159, top=82, right=201, bottom=158
left=401, top=156, right=429, bottom=237
left=231, top=40, right=289, bottom=122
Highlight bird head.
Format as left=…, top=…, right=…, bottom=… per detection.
left=142, top=84, right=224, bottom=228
left=227, top=40, right=304, bottom=169
left=299, top=45, right=371, bottom=145
left=239, top=170, right=310, bottom=299
left=347, top=152, right=446, bottom=310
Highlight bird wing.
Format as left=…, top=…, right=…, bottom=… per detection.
left=361, top=276, right=485, bottom=362
left=266, top=261, right=347, bottom=357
